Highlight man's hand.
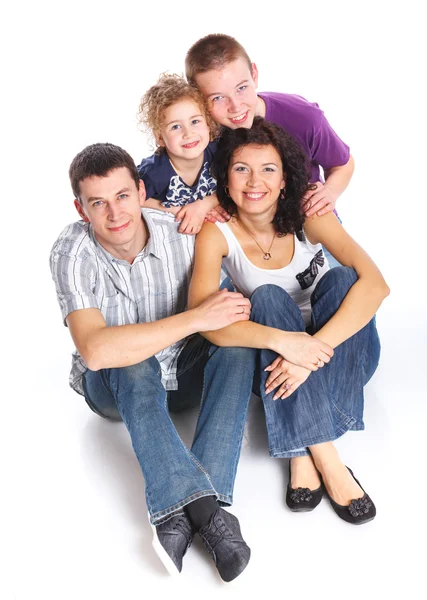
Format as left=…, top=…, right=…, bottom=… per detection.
left=204, top=205, right=231, bottom=224
left=265, top=356, right=311, bottom=400
left=193, top=289, right=250, bottom=331
left=275, top=331, right=333, bottom=371
left=303, top=182, right=337, bottom=217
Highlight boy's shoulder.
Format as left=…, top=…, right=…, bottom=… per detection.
left=260, top=91, right=324, bottom=126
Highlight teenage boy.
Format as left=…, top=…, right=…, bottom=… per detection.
left=186, top=33, right=354, bottom=220
left=49, top=142, right=256, bottom=582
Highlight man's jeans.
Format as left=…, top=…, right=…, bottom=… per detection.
left=83, top=338, right=256, bottom=524
left=250, top=267, right=381, bottom=458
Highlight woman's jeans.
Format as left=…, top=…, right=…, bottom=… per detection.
left=83, top=339, right=256, bottom=524
left=250, top=267, right=381, bottom=458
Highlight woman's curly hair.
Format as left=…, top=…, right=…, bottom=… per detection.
left=137, top=73, right=220, bottom=152
left=212, top=117, right=315, bottom=235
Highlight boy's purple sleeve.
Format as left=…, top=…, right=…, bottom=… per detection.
left=310, top=106, right=350, bottom=171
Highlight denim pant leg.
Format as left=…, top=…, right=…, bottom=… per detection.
left=250, top=284, right=314, bottom=457
left=309, top=267, right=381, bottom=427
left=83, top=357, right=217, bottom=525
left=190, top=345, right=257, bottom=505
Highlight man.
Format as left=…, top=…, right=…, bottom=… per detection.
left=50, top=142, right=256, bottom=582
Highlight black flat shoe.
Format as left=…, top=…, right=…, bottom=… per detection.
left=286, top=462, right=323, bottom=512
left=324, top=467, right=376, bottom=525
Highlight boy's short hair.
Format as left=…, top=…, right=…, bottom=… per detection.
left=137, top=73, right=219, bottom=150
left=69, top=143, right=140, bottom=200
left=185, top=34, right=252, bottom=84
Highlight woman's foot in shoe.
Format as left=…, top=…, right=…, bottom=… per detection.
left=286, top=455, right=323, bottom=512
left=309, top=442, right=376, bottom=524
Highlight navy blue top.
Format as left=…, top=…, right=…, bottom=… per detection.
left=138, top=142, right=217, bottom=208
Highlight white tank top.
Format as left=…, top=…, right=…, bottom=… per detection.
left=216, top=221, right=330, bottom=325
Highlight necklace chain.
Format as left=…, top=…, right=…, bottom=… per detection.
left=238, top=220, right=276, bottom=260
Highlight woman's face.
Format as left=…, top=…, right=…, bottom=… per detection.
left=227, top=143, right=285, bottom=216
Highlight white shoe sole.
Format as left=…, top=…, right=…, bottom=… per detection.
left=149, top=514, right=180, bottom=576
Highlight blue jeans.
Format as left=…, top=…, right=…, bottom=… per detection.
left=82, top=337, right=256, bottom=524
left=250, top=267, right=381, bottom=458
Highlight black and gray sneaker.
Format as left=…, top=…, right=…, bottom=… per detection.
left=151, top=512, right=194, bottom=575
left=198, top=508, right=251, bottom=582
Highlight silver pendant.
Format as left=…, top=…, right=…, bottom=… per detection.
left=263, top=253, right=272, bottom=260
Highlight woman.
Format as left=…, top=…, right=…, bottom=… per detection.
left=189, top=117, right=389, bottom=525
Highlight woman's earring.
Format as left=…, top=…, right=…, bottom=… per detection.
left=280, top=188, right=285, bottom=200
left=224, top=185, right=230, bottom=196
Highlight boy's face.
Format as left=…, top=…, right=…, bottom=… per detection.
left=74, top=167, right=146, bottom=259
left=195, top=57, right=259, bottom=129
left=158, top=98, right=210, bottom=163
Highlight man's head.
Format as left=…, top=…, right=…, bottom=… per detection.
left=70, top=143, right=146, bottom=259
left=185, top=34, right=260, bottom=129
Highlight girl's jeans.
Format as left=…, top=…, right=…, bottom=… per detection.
left=250, top=267, right=381, bottom=458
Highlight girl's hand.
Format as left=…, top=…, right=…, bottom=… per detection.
left=176, top=202, right=211, bottom=235
left=265, top=356, right=311, bottom=400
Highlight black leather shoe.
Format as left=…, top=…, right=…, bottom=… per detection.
left=324, top=467, right=376, bottom=525
left=198, top=508, right=250, bottom=582
left=286, top=462, right=323, bottom=512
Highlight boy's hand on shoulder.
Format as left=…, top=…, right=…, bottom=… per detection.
left=303, top=182, right=337, bottom=217
left=204, top=205, right=231, bottom=224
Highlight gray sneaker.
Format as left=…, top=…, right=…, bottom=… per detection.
left=198, top=508, right=251, bottom=582
left=151, top=512, right=194, bottom=575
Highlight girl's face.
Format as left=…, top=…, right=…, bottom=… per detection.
left=227, top=143, right=285, bottom=216
left=158, top=98, right=210, bottom=163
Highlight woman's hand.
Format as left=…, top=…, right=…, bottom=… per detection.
left=265, top=356, right=311, bottom=400
left=274, top=331, right=333, bottom=371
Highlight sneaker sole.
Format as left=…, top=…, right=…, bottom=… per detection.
left=149, top=514, right=180, bottom=576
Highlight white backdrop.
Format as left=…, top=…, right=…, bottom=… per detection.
left=2, top=1, right=426, bottom=599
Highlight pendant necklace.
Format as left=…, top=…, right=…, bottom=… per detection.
left=238, top=220, right=276, bottom=260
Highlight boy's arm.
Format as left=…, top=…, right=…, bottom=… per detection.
left=66, top=289, right=251, bottom=372
left=304, top=155, right=355, bottom=217
left=144, top=198, right=181, bottom=215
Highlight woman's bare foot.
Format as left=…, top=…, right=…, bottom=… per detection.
left=309, top=442, right=364, bottom=506
left=290, top=455, right=322, bottom=490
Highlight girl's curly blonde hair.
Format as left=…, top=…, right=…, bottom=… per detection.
left=137, top=73, right=220, bottom=151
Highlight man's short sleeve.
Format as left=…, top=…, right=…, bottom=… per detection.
left=50, top=249, right=99, bottom=325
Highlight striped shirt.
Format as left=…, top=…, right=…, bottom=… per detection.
left=50, top=208, right=195, bottom=395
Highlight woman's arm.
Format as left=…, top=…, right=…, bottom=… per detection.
left=189, top=223, right=334, bottom=370
left=304, top=212, right=390, bottom=348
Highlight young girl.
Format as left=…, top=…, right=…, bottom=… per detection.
left=137, top=74, right=225, bottom=235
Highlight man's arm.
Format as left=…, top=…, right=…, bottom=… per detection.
left=67, top=289, right=251, bottom=372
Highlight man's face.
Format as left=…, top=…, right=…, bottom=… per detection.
left=74, top=167, right=146, bottom=259
left=195, top=57, right=259, bottom=129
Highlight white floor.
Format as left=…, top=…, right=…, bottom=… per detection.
left=3, top=3, right=426, bottom=599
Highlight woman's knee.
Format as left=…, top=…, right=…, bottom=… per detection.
left=250, top=284, right=304, bottom=329
left=315, top=266, right=358, bottom=298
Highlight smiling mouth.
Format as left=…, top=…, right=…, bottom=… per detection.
left=182, top=141, right=200, bottom=149
left=229, top=111, right=249, bottom=125
left=108, top=221, right=130, bottom=232
left=244, top=192, right=267, bottom=201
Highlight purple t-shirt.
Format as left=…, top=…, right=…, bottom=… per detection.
left=259, top=92, right=350, bottom=183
